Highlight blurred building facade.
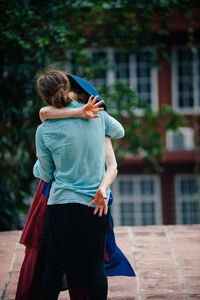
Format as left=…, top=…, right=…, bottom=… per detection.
left=110, top=45, right=200, bottom=226
left=71, top=12, right=200, bottom=226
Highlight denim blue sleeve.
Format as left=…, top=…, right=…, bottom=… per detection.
left=104, top=112, right=125, bottom=139
left=33, top=125, right=55, bottom=183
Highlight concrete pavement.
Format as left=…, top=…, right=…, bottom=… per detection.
left=1, top=225, right=200, bottom=300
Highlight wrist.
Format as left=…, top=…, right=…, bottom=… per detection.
left=79, top=107, right=86, bottom=118
left=99, top=186, right=107, bottom=193
left=74, top=107, right=84, bottom=118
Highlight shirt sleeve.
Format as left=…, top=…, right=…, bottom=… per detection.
left=104, top=112, right=125, bottom=139
left=33, top=126, right=55, bottom=183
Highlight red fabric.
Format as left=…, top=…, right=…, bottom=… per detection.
left=16, top=180, right=46, bottom=300
left=19, top=180, right=47, bottom=248
left=105, top=248, right=109, bottom=262
left=15, top=247, right=39, bottom=300
left=16, top=179, right=90, bottom=300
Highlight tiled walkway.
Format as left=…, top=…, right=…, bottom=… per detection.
left=0, top=225, right=200, bottom=300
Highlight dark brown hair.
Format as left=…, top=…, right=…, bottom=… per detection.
left=36, top=68, right=74, bottom=108
left=67, top=75, right=89, bottom=104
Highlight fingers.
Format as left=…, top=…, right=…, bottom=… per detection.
left=94, top=206, right=99, bottom=215
left=87, top=96, right=104, bottom=108
left=88, top=95, right=93, bottom=103
left=95, top=107, right=104, bottom=113
left=94, top=100, right=104, bottom=107
left=91, top=95, right=99, bottom=104
left=93, top=206, right=108, bottom=216
left=89, top=189, right=108, bottom=217
left=93, top=205, right=103, bottom=217
left=98, top=204, right=108, bottom=216
left=90, top=115, right=100, bottom=119
left=93, top=203, right=108, bottom=216
left=88, top=199, right=95, bottom=207
left=99, top=207, right=103, bottom=217
left=104, top=204, right=108, bottom=215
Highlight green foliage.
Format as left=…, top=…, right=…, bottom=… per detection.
left=99, top=83, right=187, bottom=172
left=0, top=0, right=75, bottom=230
left=0, top=0, right=197, bottom=229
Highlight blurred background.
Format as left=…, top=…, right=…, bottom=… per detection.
left=0, top=0, right=200, bottom=230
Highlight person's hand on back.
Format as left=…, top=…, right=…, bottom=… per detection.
left=88, top=188, right=108, bottom=217
left=82, top=95, right=104, bottom=119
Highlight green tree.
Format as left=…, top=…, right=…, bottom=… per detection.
left=0, top=0, right=198, bottom=229
left=100, top=82, right=187, bottom=172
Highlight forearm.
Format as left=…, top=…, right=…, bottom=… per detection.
left=40, top=106, right=83, bottom=122
left=99, top=165, right=118, bottom=191
left=88, top=136, right=117, bottom=216
left=40, top=97, right=104, bottom=122
left=99, top=136, right=118, bottom=191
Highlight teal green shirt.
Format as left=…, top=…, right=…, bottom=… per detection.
left=33, top=101, right=124, bottom=206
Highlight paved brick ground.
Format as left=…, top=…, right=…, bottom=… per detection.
left=0, top=225, right=200, bottom=300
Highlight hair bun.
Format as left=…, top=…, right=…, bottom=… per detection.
left=68, top=91, right=78, bottom=101
left=52, top=84, right=73, bottom=107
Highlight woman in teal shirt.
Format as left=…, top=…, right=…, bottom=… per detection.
left=34, top=68, right=124, bottom=300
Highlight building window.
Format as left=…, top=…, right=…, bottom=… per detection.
left=113, top=50, right=156, bottom=108
left=114, top=52, right=130, bottom=83
left=141, top=202, right=156, bottom=225
left=120, top=203, right=135, bottom=226
left=166, top=127, right=194, bottom=151
left=175, top=175, right=200, bottom=224
left=70, top=48, right=158, bottom=111
left=140, top=179, right=154, bottom=195
left=111, top=175, right=162, bottom=226
left=119, top=180, right=134, bottom=195
left=172, top=47, right=200, bottom=113
left=135, top=51, right=152, bottom=106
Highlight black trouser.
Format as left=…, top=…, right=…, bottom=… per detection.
left=38, top=203, right=110, bottom=300
left=40, top=253, right=108, bottom=300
